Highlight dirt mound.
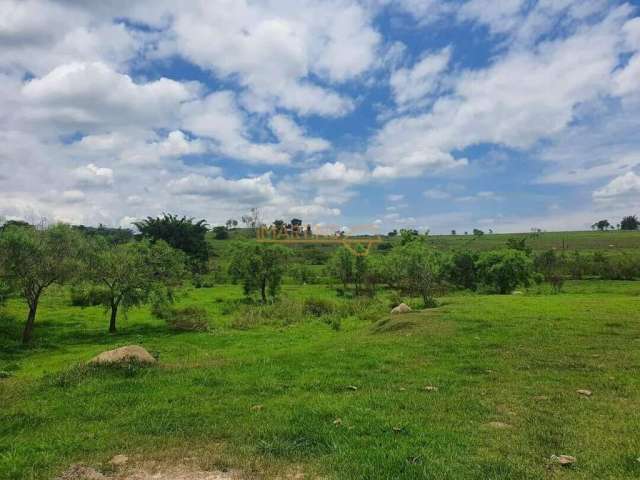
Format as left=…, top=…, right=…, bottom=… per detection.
left=390, top=303, right=412, bottom=314
left=56, top=463, right=241, bottom=480
left=89, top=345, right=156, bottom=365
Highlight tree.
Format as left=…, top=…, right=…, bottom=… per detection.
left=0, top=224, right=84, bottom=343
left=353, top=245, right=368, bottom=296
left=225, top=219, right=238, bottom=230
left=241, top=207, right=262, bottom=229
left=473, top=228, right=484, bottom=236
left=86, top=239, right=186, bottom=333
left=229, top=243, right=290, bottom=302
left=327, top=247, right=354, bottom=293
left=534, top=249, right=565, bottom=293
left=620, top=215, right=639, bottom=231
left=212, top=226, right=229, bottom=240
left=445, top=251, right=478, bottom=291
left=506, top=237, right=532, bottom=254
left=134, top=213, right=209, bottom=272
left=592, top=219, right=611, bottom=231
left=451, top=230, right=457, bottom=236
left=394, top=241, right=441, bottom=307
left=476, top=249, right=533, bottom=294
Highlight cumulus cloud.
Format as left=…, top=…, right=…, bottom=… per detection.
left=593, top=171, right=640, bottom=200
left=390, top=47, right=451, bottom=107
left=73, top=163, right=114, bottom=187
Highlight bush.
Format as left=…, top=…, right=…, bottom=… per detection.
left=69, top=284, right=110, bottom=307
left=165, top=306, right=210, bottom=332
left=303, top=298, right=337, bottom=317
left=445, top=251, right=478, bottom=291
left=476, top=249, right=533, bottom=294
left=192, top=273, right=215, bottom=288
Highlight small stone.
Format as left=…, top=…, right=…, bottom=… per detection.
left=577, top=389, right=592, bottom=397
left=392, top=426, right=403, bottom=433
left=551, top=454, right=576, bottom=466
left=424, top=385, right=438, bottom=392
left=347, top=385, right=358, bottom=391
left=250, top=404, right=263, bottom=411
left=533, top=395, right=549, bottom=401
left=333, top=418, right=342, bottom=426
left=109, top=455, right=128, bottom=467
left=398, top=387, right=406, bottom=391
left=391, top=303, right=412, bottom=314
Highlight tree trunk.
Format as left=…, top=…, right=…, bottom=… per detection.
left=22, top=304, right=37, bottom=344
left=260, top=280, right=267, bottom=303
left=109, top=302, right=118, bottom=333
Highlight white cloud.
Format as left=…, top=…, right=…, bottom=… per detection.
left=302, top=161, right=368, bottom=184
left=269, top=115, right=331, bottom=155
left=390, top=47, right=451, bottom=107
left=167, top=172, right=279, bottom=205
left=165, top=0, right=378, bottom=116
left=593, top=171, right=640, bottom=199
left=21, top=62, right=198, bottom=133
left=73, top=164, right=114, bottom=187
left=423, top=189, right=451, bottom=200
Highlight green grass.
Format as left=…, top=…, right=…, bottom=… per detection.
left=1, top=282, right=640, bottom=479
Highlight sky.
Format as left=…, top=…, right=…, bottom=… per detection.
left=1, top=0, right=640, bottom=234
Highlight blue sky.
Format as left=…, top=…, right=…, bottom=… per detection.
left=1, top=0, right=640, bottom=233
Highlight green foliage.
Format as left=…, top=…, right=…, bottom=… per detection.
left=620, top=215, right=639, bottom=231
left=164, top=306, right=210, bottom=332
left=592, top=219, right=611, bottom=231
left=134, top=213, right=209, bottom=272
left=289, top=262, right=318, bottom=284
left=506, top=237, right=532, bottom=254
left=86, top=239, right=187, bottom=332
left=212, top=226, right=229, bottom=240
left=444, top=251, right=479, bottom=291
left=327, top=247, right=354, bottom=292
left=69, top=283, right=110, bottom=307
left=476, top=249, right=533, bottom=294
left=0, top=223, right=85, bottom=343
left=228, top=243, right=291, bottom=302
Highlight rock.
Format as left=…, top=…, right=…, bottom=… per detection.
left=347, top=385, right=358, bottom=391
left=391, top=303, right=412, bottom=314
left=551, top=454, right=576, bottom=466
left=56, top=464, right=106, bottom=480
left=89, top=345, right=156, bottom=365
left=423, top=385, right=438, bottom=392
left=109, top=454, right=128, bottom=467
left=486, top=421, right=511, bottom=429
left=577, top=389, right=592, bottom=397
left=533, top=395, right=549, bottom=401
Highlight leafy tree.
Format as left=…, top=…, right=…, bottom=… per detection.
left=134, top=213, right=209, bottom=272
left=506, top=237, right=532, bottom=254
left=212, top=226, right=229, bottom=240
left=592, top=219, right=610, bottom=231
left=473, top=228, right=484, bottom=236
left=476, top=249, right=533, bottom=294
left=445, top=251, right=478, bottom=291
left=86, top=239, right=186, bottom=332
left=353, top=245, right=368, bottom=296
left=225, top=219, right=238, bottom=229
left=387, top=229, right=398, bottom=237
left=534, top=249, right=565, bottom=292
left=396, top=241, right=441, bottom=307
left=0, top=224, right=84, bottom=343
left=399, top=229, right=420, bottom=245
left=241, top=207, right=262, bottom=229
left=229, top=243, right=290, bottom=302
left=620, top=215, right=639, bottom=231
left=0, top=220, right=33, bottom=232
left=273, top=219, right=285, bottom=233
left=327, top=247, right=354, bottom=292
left=451, top=230, right=457, bottom=236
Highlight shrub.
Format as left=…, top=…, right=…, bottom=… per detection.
left=476, top=249, right=533, bottom=294
left=165, top=306, right=210, bottom=332
left=445, top=251, right=478, bottom=291
left=303, top=298, right=337, bottom=317
left=192, top=273, right=215, bottom=288
left=69, top=283, right=110, bottom=307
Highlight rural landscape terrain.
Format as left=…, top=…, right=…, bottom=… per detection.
left=1, top=216, right=639, bottom=480
left=2, top=0, right=640, bottom=479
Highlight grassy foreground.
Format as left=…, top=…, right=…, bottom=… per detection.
left=1, top=282, right=639, bottom=479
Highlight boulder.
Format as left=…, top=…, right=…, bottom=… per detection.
left=89, top=345, right=156, bottom=365
left=391, top=303, right=412, bottom=314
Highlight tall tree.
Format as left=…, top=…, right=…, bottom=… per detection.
left=620, top=215, right=639, bottom=231
left=87, top=239, right=186, bottom=333
left=0, top=224, right=84, bottom=343
left=229, top=243, right=290, bottom=302
left=134, top=213, right=209, bottom=272
left=592, top=219, right=611, bottom=231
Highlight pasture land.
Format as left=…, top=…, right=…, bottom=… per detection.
left=1, top=282, right=639, bottom=479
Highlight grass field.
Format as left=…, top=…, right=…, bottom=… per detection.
left=1, top=281, right=639, bottom=479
